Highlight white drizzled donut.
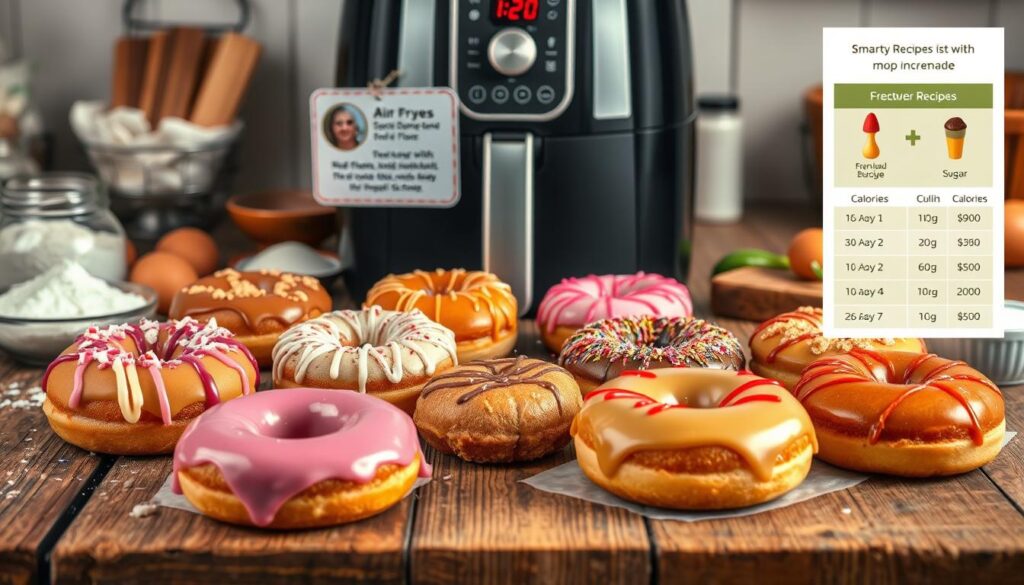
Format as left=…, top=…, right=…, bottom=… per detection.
left=272, top=306, right=458, bottom=392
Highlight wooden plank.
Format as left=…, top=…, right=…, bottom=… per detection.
left=649, top=470, right=1024, bottom=584
left=408, top=321, right=652, bottom=585
left=0, top=363, right=104, bottom=585
left=711, top=266, right=822, bottom=322
left=52, top=457, right=412, bottom=585
left=982, top=381, right=1024, bottom=512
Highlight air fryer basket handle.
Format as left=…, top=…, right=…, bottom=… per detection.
left=482, top=132, right=533, bottom=315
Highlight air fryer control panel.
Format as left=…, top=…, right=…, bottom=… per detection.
left=451, top=0, right=575, bottom=120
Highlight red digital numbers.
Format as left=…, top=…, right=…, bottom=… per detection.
left=494, top=0, right=539, bottom=22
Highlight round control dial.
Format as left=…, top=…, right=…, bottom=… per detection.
left=487, top=28, right=536, bottom=77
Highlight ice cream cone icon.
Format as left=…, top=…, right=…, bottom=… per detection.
left=862, top=113, right=880, bottom=159
left=945, top=117, right=966, bottom=160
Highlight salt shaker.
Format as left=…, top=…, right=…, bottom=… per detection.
left=694, top=95, right=743, bottom=223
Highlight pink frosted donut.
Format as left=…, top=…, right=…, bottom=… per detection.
left=173, top=388, right=430, bottom=529
left=536, top=273, right=693, bottom=353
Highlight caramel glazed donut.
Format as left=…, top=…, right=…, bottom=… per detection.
left=272, top=306, right=458, bottom=414
left=366, top=268, right=518, bottom=362
left=559, top=315, right=746, bottom=393
left=42, top=318, right=259, bottom=455
left=795, top=350, right=1005, bottom=476
left=749, top=307, right=927, bottom=390
left=169, top=268, right=332, bottom=366
left=573, top=367, right=817, bottom=509
left=174, top=388, right=430, bottom=529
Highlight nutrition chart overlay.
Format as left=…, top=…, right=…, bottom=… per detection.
left=823, top=28, right=1004, bottom=338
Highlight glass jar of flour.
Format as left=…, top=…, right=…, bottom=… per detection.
left=0, top=173, right=127, bottom=289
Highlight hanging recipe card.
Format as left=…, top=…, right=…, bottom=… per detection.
left=310, top=88, right=460, bottom=207
left=822, top=28, right=1004, bottom=338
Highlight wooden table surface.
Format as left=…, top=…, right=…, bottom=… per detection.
left=2, top=206, right=1023, bottom=584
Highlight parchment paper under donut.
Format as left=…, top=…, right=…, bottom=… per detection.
left=521, top=433, right=1015, bottom=522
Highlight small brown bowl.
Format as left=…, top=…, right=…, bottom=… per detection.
left=227, top=190, right=337, bottom=247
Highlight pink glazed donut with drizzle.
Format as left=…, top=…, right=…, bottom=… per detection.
left=173, top=388, right=430, bottom=529
left=536, top=273, right=693, bottom=353
left=42, top=318, right=259, bottom=455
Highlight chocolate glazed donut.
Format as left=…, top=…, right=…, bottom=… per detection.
left=413, top=356, right=582, bottom=463
left=558, top=316, right=745, bottom=393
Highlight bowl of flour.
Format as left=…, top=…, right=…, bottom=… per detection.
left=0, top=260, right=157, bottom=364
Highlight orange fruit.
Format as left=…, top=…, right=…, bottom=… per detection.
left=1006, top=200, right=1024, bottom=267
left=787, top=228, right=823, bottom=281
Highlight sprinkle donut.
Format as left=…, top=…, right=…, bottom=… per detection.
left=572, top=367, right=817, bottom=509
left=559, top=315, right=745, bottom=393
left=42, top=318, right=259, bottom=455
left=536, top=273, right=693, bottom=353
left=794, top=350, right=1005, bottom=476
left=174, top=388, right=430, bottom=529
left=272, top=306, right=458, bottom=414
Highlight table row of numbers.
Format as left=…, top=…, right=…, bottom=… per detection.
left=835, top=232, right=992, bottom=256
left=834, top=280, right=992, bottom=303
left=835, top=206, right=993, bottom=229
left=834, top=257, right=993, bottom=278
left=835, top=306, right=993, bottom=329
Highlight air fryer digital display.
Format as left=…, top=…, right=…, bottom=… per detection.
left=493, top=0, right=538, bottom=22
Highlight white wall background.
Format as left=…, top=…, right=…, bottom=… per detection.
left=0, top=0, right=1021, bottom=201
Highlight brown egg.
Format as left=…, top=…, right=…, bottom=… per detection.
left=156, top=227, right=220, bottom=276
left=130, top=252, right=199, bottom=314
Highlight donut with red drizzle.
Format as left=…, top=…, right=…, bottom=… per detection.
left=749, top=307, right=927, bottom=390
left=559, top=315, right=745, bottom=394
left=572, top=367, right=817, bottom=510
left=42, top=318, right=259, bottom=455
left=414, top=356, right=582, bottom=462
left=794, top=350, right=1005, bottom=477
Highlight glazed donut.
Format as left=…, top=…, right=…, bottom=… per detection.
left=414, top=356, right=582, bottom=462
left=173, top=388, right=430, bottom=528
left=794, top=350, right=1005, bottom=476
left=572, top=367, right=817, bottom=509
left=169, top=268, right=332, bottom=366
left=559, top=316, right=745, bottom=393
left=749, top=307, right=927, bottom=390
left=42, top=318, right=259, bottom=455
left=365, top=268, right=517, bottom=362
left=536, top=272, right=693, bottom=353
left=272, top=306, right=458, bottom=414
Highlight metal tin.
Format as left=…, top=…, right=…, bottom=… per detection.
left=927, top=301, right=1024, bottom=386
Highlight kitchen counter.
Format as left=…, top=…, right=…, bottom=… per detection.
left=1, top=204, right=1023, bottom=584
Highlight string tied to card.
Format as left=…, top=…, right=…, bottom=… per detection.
left=368, top=70, right=402, bottom=100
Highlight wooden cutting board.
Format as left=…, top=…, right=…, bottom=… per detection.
left=711, top=266, right=822, bottom=321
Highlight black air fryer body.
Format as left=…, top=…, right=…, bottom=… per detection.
left=337, top=0, right=695, bottom=313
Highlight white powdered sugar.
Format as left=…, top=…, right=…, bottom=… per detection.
left=0, top=260, right=147, bottom=319
left=0, top=219, right=125, bottom=289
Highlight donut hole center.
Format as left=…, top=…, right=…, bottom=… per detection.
left=258, top=404, right=349, bottom=440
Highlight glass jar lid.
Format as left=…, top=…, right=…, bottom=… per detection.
left=1, top=173, right=106, bottom=217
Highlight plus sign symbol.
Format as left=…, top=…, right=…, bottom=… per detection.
left=905, top=129, right=922, bottom=146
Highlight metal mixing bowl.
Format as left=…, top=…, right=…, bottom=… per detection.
left=0, top=282, right=157, bottom=365
left=927, top=300, right=1024, bottom=386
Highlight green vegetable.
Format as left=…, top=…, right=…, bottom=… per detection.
left=810, top=260, right=823, bottom=280
left=712, top=249, right=790, bottom=276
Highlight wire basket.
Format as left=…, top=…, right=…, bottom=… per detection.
left=79, top=129, right=242, bottom=240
